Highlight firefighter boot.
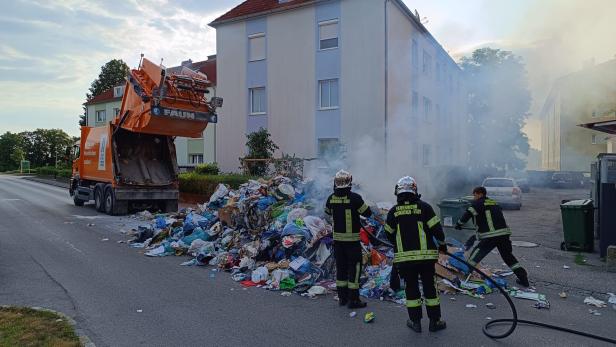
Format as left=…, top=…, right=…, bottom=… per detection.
left=429, top=319, right=447, bottom=332
left=347, top=289, right=367, bottom=309
left=406, top=319, right=422, bottom=333
left=514, top=268, right=530, bottom=287
left=337, top=287, right=348, bottom=306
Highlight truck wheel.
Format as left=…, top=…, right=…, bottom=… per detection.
left=104, top=186, right=114, bottom=215
left=73, top=194, right=84, bottom=206
left=163, top=200, right=178, bottom=213
left=94, top=185, right=104, bottom=212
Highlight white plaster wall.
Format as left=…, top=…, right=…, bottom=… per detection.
left=340, top=0, right=385, bottom=149
left=267, top=6, right=316, bottom=158
left=215, top=21, right=247, bottom=172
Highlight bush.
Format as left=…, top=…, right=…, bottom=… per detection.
left=37, top=166, right=58, bottom=176
left=194, top=163, right=220, bottom=175
left=36, top=166, right=71, bottom=178
left=179, top=172, right=252, bottom=197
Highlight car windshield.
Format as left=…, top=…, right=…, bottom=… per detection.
left=484, top=179, right=514, bottom=187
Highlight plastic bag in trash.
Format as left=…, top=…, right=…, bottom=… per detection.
left=251, top=266, right=269, bottom=283
left=287, top=208, right=308, bottom=225
left=281, top=223, right=311, bottom=240
left=209, top=184, right=229, bottom=203
left=303, top=216, right=327, bottom=239
left=181, top=227, right=207, bottom=245
left=449, top=251, right=470, bottom=273
left=279, top=277, right=296, bottom=291
left=155, top=215, right=167, bottom=229
left=307, top=285, right=326, bottom=296
left=278, top=183, right=295, bottom=199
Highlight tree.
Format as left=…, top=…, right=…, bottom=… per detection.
left=80, top=59, right=130, bottom=126
left=244, top=128, right=279, bottom=176
left=0, top=132, right=24, bottom=171
left=460, top=48, right=531, bottom=173
left=19, top=129, right=73, bottom=168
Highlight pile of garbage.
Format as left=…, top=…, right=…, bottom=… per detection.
left=125, top=176, right=541, bottom=304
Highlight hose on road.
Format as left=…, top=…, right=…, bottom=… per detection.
left=444, top=251, right=616, bottom=344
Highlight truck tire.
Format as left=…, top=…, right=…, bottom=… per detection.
left=73, top=194, right=84, bottom=206
left=104, top=186, right=128, bottom=215
left=94, top=185, right=105, bottom=212
left=163, top=199, right=178, bottom=213
left=104, top=186, right=115, bottom=215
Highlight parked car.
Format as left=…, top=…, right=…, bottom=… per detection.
left=481, top=177, right=522, bottom=210
left=516, top=178, right=531, bottom=193
left=551, top=172, right=576, bottom=189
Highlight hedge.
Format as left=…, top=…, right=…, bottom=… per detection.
left=36, top=166, right=72, bottom=178
left=194, top=163, right=220, bottom=175
left=178, top=172, right=253, bottom=197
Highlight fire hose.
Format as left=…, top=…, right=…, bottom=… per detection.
left=362, top=219, right=616, bottom=344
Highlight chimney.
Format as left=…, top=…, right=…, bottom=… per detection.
left=181, top=59, right=193, bottom=67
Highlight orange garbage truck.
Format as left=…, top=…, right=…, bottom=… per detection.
left=70, top=56, right=222, bottom=215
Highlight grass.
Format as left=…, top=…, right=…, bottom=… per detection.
left=0, top=307, right=80, bottom=347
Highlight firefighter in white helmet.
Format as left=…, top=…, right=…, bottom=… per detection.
left=384, top=176, right=447, bottom=333
left=325, top=170, right=373, bottom=308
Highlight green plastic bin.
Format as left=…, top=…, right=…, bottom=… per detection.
left=560, top=199, right=594, bottom=252
left=437, top=198, right=475, bottom=241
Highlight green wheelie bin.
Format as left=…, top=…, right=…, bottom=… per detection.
left=437, top=198, right=475, bottom=241
left=560, top=199, right=594, bottom=252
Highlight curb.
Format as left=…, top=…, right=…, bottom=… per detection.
left=22, top=176, right=70, bottom=189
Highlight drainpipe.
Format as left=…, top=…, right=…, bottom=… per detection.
left=384, top=0, right=389, bottom=168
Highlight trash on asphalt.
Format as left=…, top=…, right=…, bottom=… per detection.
left=349, top=311, right=357, bottom=318
left=589, top=309, right=602, bottom=316
left=364, top=312, right=375, bottom=323
left=509, top=289, right=550, bottom=308
left=465, top=304, right=477, bottom=308
left=584, top=296, right=607, bottom=308
left=511, top=241, right=538, bottom=248
left=559, top=292, right=568, bottom=299
left=121, top=175, right=549, bottom=307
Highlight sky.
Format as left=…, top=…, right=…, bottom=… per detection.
left=1, top=0, right=615, bottom=150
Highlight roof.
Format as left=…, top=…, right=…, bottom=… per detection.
left=579, top=118, right=616, bottom=135
left=84, top=85, right=123, bottom=106
left=210, top=0, right=316, bottom=27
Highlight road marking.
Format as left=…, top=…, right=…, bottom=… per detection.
left=1, top=198, right=22, bottom=201
left=65, top=241, right=84, bottom=254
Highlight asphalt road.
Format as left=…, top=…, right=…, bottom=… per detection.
left=1, top=175, right=615, bottom=347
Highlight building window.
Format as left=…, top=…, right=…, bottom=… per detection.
left=319, top=19, right=338, bottom=50
left=412, top=39, right=418, bottom=71
left=423, top=51, right=432, bottom=75
left=412, top=91, right=418, bottom=117
left=318, top=138, right=340, bottom=157
left=319, top=79, right=339, bottom=109
left=423, top=97, right=432, bottom=121
left=249, top=87, right=266, bottom=114
left=189, top=154, right=204, bottom=164
left=422, top=144, right=431, bottom=166
left=113, top=108, right=120, bottom=116
left=592, top=134, right=597, bottom=144
left=249, top=33, right=266, bottom=62
left=95, top=110, right=106, bottom=123
left=113, top=86, right=124, bottom=98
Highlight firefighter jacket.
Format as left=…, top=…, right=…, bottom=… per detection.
left=458, top=197, right=511, bottom=239
left=325, top=188, right=372, bottom=242
left=385, top=194, right=445, bottom=263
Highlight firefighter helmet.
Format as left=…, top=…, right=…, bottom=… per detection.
left=395, top=176, right=418, bottom=196
left=334, top=170, right=353, bottom=189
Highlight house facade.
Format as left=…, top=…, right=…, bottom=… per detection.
left=84, top=85, right=124, bottom=127
left=211, top=0, right=468, bottom=179
left=541, top=58, right=616, bottom=171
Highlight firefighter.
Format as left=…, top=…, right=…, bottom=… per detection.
left=455, top=186, right=530, bottom=287
left=385, top=176, right=447, bottom=333
left=325, top=170, right=373, bottom=309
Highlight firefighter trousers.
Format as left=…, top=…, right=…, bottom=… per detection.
left=468, top=236, right=523, bottom=271
left=398, top=262, right=441, bottom=321
left=334, top=241, right=362, bottom=298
